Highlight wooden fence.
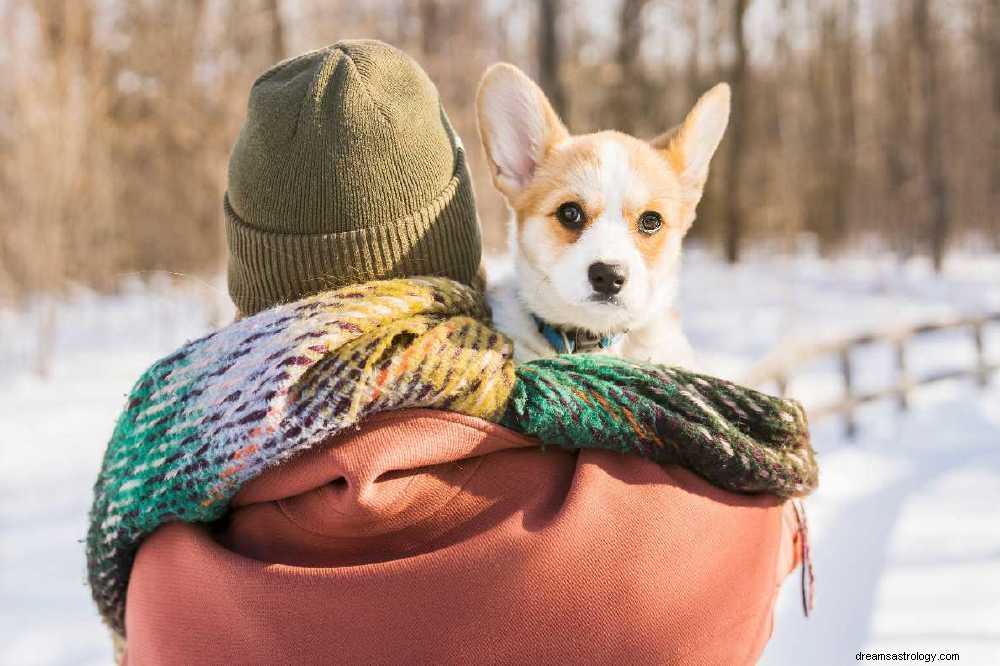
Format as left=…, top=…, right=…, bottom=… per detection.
left=743, top=311, right=1000, bottom=438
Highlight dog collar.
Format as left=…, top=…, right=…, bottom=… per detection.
left=530, top=314, right=625, bottom=354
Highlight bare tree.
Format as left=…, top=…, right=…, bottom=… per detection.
left=419, top=0, right=442, bottom=58
left=2, top=0, right=999, bottom=298
left=804, top=0, right=858, bottom=252
left=913, top=0, right=950, bottom=272
left=878, top=3, right=917, bottom=257
left=832, top=0, right=857, bottom=246
left=724, top=0, right=750, bottom=264
left=975, top=0, right=1000, bottom=246
left=537, top=0, right=567, bottom=117
left=991, top=2, right=1000, bottom=201
left=683, top=2, right=703, bottom=109
left=264, top=0, right=286, bottom=64
left=610, top=0, right=649, bottom=134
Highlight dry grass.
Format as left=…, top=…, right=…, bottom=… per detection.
left=0, top=0, right=997, bottom=305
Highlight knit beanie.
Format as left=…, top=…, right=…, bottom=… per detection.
left=225, top=39, right=482, bottom=315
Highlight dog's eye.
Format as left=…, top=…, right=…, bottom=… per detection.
left=638, top=211, right=662, bottom=235
left=556, top=202, right=585, bottom=230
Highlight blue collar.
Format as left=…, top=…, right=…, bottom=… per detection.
left=530, top=314, right=625, bottom=354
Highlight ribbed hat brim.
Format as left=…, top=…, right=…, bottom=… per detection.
left=226, top=149, right=482, bottom=316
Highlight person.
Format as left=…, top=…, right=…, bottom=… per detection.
left=91, top=40, right=815, bottom=665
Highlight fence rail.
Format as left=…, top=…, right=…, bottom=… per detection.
left=743, top=311, right=1000, bottom=438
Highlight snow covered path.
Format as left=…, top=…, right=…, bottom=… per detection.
left=1, top=252, right=998, bottom=665
left=1, top=279, right=235, bottom=666
left=683, top=250, right=1000, bottom=664
left=761, top=389, right=1000, bottom=665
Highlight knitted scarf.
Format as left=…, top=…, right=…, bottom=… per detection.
left=87, top=277, right=817, bottom=635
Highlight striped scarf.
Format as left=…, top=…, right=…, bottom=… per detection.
left=87, top=277, right=817, bottom=635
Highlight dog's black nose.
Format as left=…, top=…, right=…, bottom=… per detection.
left=588, top=262, right=628, bottom=296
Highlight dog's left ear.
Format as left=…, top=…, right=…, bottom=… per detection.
left=651, top=83, right=731, bottom=189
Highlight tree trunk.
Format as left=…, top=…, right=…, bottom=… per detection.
left=985, top=0, right=1000, bottom=247
left=611, top=0, right=648, bottom=134
left=724, top=0, right=750, bottom=264
left=264, top=0, right=285, bottom=64
left=831, top=0, right=857, bottom=248
left=683, top=3, right=702, bottom=108
left=913, top=0, right=950, bottom=272
left=880, top=4, right=916, bottom=258
left=420, top=0, right=442, bottom=58
left=537, top=0, right=566, bottom=117
left=806, top=5, right=837, bottom=251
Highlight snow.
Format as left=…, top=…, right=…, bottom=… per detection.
left=0, top=276, right=233, bottom=666
left=759, top=392, right=1000, bottom=665
left=2, top=250, right=999, bottom=665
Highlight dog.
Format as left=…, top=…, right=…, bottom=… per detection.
left=475, top=63, right=731, bottom=365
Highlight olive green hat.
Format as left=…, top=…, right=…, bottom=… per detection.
left=225, top=39, right=481, bottom=315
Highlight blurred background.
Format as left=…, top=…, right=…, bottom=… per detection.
left=1, top=0, right=999, bottom=298
left=0, top=1, right=998, bottom=664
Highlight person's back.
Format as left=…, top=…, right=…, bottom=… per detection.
left=87, top=40, right=815, bottom=665
left=124, top=410, right=803, bottom=665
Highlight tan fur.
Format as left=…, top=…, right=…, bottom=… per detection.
left=510, top=131, right=699, bottom=271
left=476, top=63, right=729, bottom=365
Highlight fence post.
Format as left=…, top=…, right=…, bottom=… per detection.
left=840, top=347, right=857, bottom=440
left=972, top=321, right=990, bottom=387
left=894, top=337, right=910, bottom=411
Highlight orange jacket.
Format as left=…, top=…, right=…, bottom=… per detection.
left=124, top=409, right=803, bottom=665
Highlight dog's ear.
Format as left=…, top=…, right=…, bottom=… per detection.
left=476, top=63, right=569, bottom=199
left=651, top=83, right=730, bottom=190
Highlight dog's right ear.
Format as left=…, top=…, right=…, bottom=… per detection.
left=476, top=63, right=569, bottom=199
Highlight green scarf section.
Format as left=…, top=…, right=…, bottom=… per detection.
left=87, top=278, right=817, bottom=635
left=507, top=356, right=815, bottom=496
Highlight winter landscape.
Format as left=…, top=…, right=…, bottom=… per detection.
left=3, top=1, right=1000, bottom=663
left=1, top=249, right=998, bottom=665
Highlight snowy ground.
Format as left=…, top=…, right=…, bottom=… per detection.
left=1, top=250, right=999, bottom=665
left=682, top=249, right=1000, bottom=666
left=0, top=276, right=235, bottom=666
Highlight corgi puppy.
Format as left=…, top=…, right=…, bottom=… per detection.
left=475, top=63, right=730, bottom=365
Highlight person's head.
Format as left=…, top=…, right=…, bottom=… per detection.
left=225, top=39, right=481, bottom=316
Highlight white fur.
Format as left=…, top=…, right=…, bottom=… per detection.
left=478, top=65, right=728, bottom=368
left=487, top=136, right=694, bottom=367
left=476, top=64, right=566, bottom=196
